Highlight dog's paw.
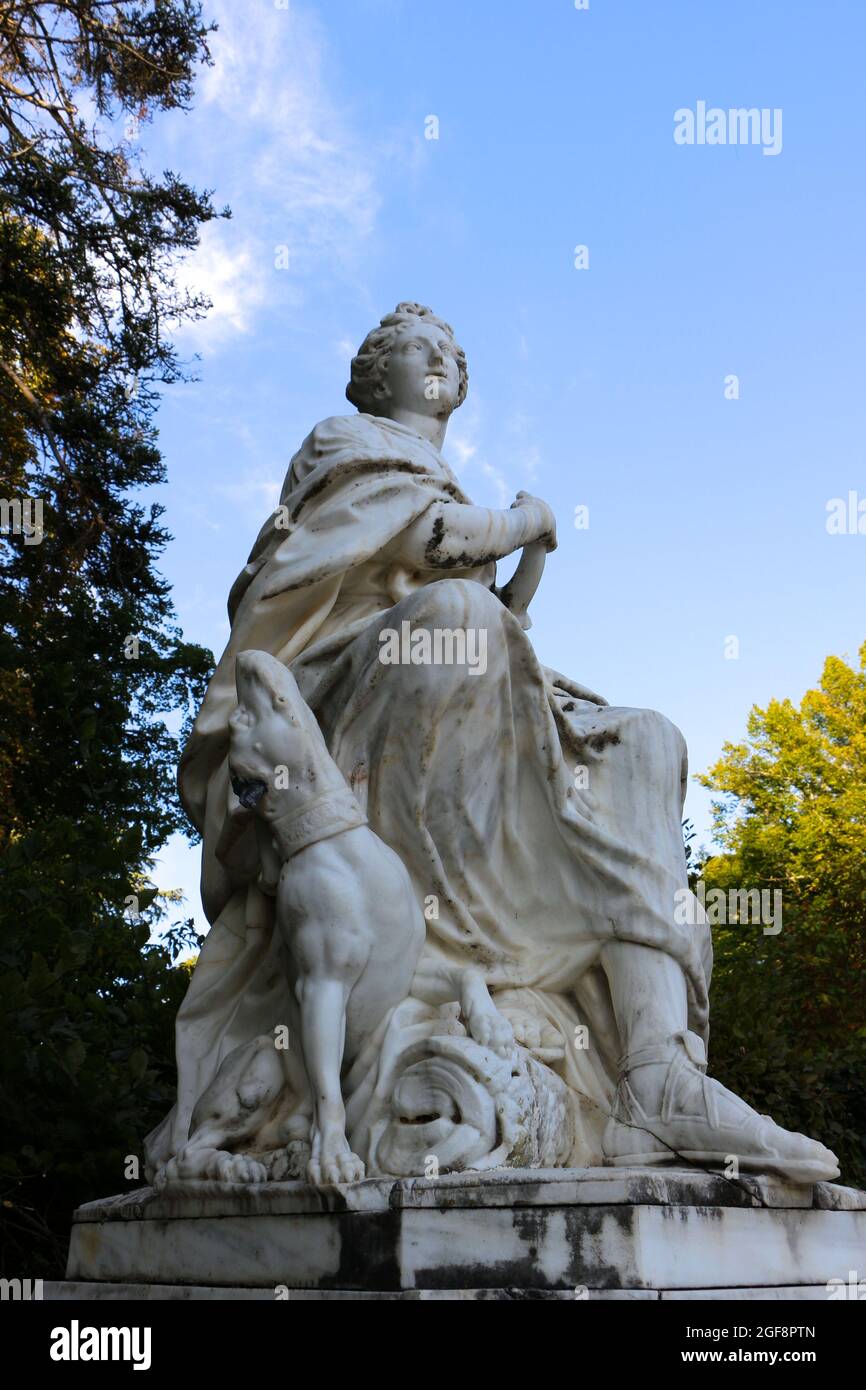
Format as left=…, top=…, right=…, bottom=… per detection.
left=307, top=1126, right=366, bottom=1187
left=208, top=1151, right=268, bottom=1184
left=152, top=1158, right=177, bottom=1191
left=461, top=974, right=515, bottom=1058
left=307, top=1151, right=365, bottom=1187
left=500, top=1008, right=565, bottom=1061
left=268, top=1140, right=310, bottom=1182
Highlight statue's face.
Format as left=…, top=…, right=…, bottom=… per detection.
left=384, top=320, right=461, bottom=418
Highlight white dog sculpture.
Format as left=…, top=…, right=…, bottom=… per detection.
left=225, top=649, right=512, bottom=1187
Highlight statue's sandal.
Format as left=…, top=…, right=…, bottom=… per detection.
left=602, top=1030, right=840, bottom=1184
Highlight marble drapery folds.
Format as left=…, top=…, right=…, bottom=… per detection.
left=145, top=412, right=709, bottom=1175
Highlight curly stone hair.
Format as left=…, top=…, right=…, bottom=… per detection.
left=346, top=301, right=468, bottom=415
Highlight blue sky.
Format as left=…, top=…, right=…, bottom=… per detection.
left=141, top=0, right=866, bottom=932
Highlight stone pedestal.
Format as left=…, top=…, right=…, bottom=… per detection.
left=54, top=1167, right=866, bottom=1300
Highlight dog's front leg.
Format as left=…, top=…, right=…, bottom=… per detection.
left=296, top=975, right=366, bottom=1187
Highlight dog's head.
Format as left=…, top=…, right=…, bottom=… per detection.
left=229, top=651, right=318, bottom=810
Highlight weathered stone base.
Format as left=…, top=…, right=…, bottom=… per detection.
left=64, top=1167, right=866, bottom=1300
left=46, top=1281, right=840, bottom=1301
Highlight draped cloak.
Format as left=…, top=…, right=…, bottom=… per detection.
left=145, top=412, right=711, bottom=1170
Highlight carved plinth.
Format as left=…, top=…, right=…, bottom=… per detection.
left=57, top=1168, right=866, bottom=1301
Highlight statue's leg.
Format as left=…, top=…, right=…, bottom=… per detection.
left=599, top=941, right=840, bottom=1182
left=296, top=976, right=366, bottom=1187
left=601, top=940, right=688, bottom=1052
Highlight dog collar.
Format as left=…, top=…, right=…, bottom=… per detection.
left=267, top=784, right=367, bottom=861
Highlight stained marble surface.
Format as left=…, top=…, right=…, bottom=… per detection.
left=66, top=1168, right=866, bottom=1296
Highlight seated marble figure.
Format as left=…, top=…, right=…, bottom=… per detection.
left=145, top=302, right=839, bottom=1190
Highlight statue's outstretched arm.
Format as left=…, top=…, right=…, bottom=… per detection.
left=392, top=490, right=556, bottom=571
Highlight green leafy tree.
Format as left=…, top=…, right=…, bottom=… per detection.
left=697, top=643, right=866, bottom=1187
left=0, top=2, right=221, bottom=1275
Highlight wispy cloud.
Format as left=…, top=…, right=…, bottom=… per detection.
left=446, top=392, right=543, bottom=509
left=217, top=469, right=281, bottom=524
left=176, top=222, right=269, bottom=350
left=204, top=1, right=377, bottom=259
left=174, top=0, right=379, bottom=347
left=448, top=435, right=478, bottom=470
left=480, top=461, right=512, bottom=509
left=447, top=396, right=512, bottom=508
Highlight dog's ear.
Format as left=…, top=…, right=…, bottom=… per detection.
left=231, top=775, right=267, bottom=809
left=229, top=703, right=252, bottom=730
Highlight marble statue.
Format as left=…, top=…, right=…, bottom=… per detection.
left=146, top=301, right=839, bottom=1191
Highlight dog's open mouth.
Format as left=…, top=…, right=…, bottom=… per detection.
left=231, top=775, right=267, bottom=809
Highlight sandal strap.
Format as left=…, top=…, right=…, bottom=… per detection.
left=617, top=1029, right=707, bottom=1077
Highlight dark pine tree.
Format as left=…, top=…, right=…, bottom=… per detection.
left=0, top=2, right=223, bottom=1275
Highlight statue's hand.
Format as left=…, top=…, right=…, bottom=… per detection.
left=511, top=491, right=557, bottom=552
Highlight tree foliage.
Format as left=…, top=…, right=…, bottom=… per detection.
left=697, top=643, right=866, bottom=1187
left=0, top=2, right=220, bottom=1275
